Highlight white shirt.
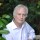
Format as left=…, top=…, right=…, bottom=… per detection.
left=2, top=21, right=35, bottom=40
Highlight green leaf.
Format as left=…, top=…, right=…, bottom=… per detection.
left=36, top=11, right=40, bottom=15
left=0, top=20, right=4, bottom=28
left=1, top=19, right=8, bottom=24
left=0, top=37, right=5, bottom=40
left=37, top=1, right=40, bottom=8
left=2, top=14, right=11, bottom=19
left=0, top=30, right=9, bottom=34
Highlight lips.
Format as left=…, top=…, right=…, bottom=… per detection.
left=19, top=19, right=23, bottom=21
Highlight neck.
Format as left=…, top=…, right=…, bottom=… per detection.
left=13, top=20, right=23, bottom=28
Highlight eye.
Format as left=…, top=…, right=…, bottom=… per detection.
left=18, top=13, right=21, bottom=15
left=23, top=14, right=26, bottom=16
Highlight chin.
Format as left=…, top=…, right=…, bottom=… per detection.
left=18, top=21, right=24, bottom=24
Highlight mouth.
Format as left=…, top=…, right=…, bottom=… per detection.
left=20, top=19, right=23, bottom=21
left=20, top=20, right=24, bottom=22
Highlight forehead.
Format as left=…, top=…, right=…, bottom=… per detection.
left=16, top=7, right=26, bottom=13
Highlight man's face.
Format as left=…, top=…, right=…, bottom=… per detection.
left=14, top=7, right=27, bottom=24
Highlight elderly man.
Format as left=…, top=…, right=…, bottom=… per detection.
left=2, top=4, right=35, bottom=40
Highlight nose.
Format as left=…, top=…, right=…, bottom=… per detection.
left=21, top=15, right=23, bottom=19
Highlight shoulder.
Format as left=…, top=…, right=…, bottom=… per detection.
left=24, top=22, right=35, bottom=32
left=6, top=21, right=13, bottom=31
left=6, top=21, right=12, bottom=27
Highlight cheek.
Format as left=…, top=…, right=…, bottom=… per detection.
left=23, top=17, right=26, bottom=21
left=15, top=16, right=20, bottom=20
left=16, top=15, right=19, bottom=19
left=23, top=17, right=26, bottom=19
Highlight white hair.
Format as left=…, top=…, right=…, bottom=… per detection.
left=13, top=4, right=28, bottom=17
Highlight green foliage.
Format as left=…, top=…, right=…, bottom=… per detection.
left=27, top=0, right=40, bottom=34
left=0, top=30, right=9, bottom=34
left=0, top=37, right=5, bottom=40
left=0, top=14, right=12, bottom=40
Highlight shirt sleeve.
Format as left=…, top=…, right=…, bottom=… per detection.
left=2, top=33, right=13, bottom=40
left=28, top=29, right=36, bottom=40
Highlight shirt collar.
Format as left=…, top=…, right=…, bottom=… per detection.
left=11, top=20, right=18, bottom=30
left=11, top=20, right=26, bottom=30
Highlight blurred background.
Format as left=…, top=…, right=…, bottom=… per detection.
left=0, top=0, right=40, bottom=40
